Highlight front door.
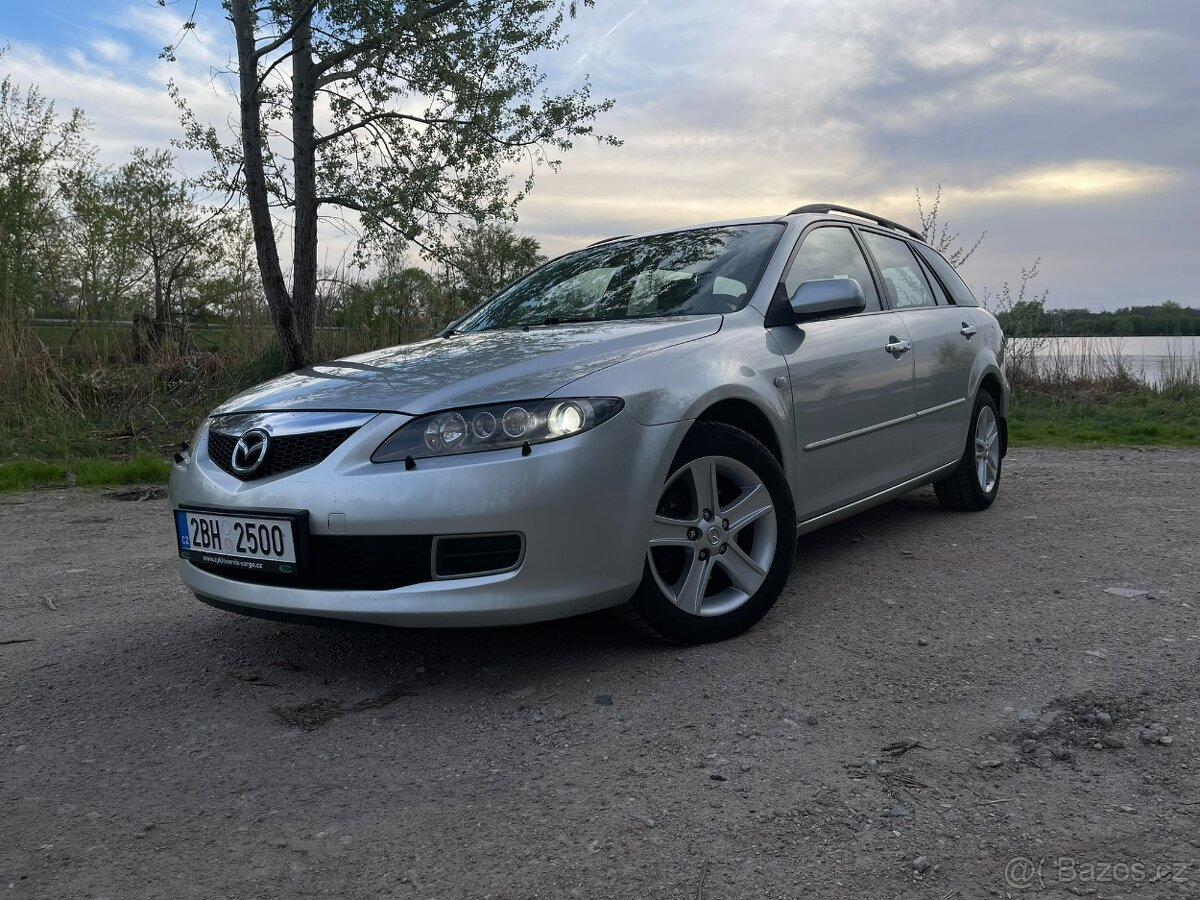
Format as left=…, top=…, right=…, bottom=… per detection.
left=772, top=225, right=917, bottom=521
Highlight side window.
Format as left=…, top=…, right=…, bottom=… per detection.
left=783, top=227, right=881, bottom=312
left=915, top=253, right=951, bottom=305
left=912, top=243, right=980, bottom=307
left=861, top=232, right=937, bottom=309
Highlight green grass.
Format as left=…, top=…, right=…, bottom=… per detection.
left=3, top=324, right=1199, bottom=496
left=1009, top=389, right=1200, bottom=448
left=0, top=456, right=171, bottom=492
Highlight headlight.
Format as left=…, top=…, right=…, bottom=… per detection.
left=372, top=398, right=624, bottom=463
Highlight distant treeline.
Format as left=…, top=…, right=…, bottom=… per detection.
left=997, top=301, right=1200, bottom=337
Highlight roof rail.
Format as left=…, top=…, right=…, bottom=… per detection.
left=588, top=233, right=629, bottom=247
left=787, top=203, right=925, bottom=242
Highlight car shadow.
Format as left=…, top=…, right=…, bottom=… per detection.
left=56, top=487, right=955, bottom=734
left=176, top=487, right=947, bottom=681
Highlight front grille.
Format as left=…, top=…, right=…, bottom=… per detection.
left=191, top=535, right=435, bottom=590
left=207, top=428, right=358, bottom=481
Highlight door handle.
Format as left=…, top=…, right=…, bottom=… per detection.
left=885, top=337, right=912, bottom=356
left=960, top=323, right=977, bottom=339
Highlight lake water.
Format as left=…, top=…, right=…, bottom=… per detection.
left=1009, top=335, right=1200, bottom=385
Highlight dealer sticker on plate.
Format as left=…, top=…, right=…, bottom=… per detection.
left=175, top=509, right=298, bottom=574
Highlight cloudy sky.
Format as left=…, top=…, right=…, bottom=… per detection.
left=2, top=0, right=1197, bottom=310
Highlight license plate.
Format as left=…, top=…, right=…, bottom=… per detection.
left=175, top=509, right=299, bottom=575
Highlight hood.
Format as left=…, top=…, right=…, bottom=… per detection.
left=214, top=316, right=722, bottom=416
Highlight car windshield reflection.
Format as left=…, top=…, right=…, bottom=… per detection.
left=457, top=224, right=784, bottom=332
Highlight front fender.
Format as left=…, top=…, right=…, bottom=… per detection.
left=550, top=312, right=797, bottom=486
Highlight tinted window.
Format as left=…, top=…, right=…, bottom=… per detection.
left=458, top=224, right=783, bottom=331
left=783, top=227, right=881, bottom=312
left=912, top=243, right=980, bottom=307
left=915, top=253, right=950, bottom=305
left=861, top=232, right=937, bottom=309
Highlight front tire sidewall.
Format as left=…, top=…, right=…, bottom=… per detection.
left=628, top=423, right=796, bottom=643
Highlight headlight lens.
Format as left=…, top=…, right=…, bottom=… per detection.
left=372, top=398, right=624, bottom=462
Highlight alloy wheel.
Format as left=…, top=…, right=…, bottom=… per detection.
left=975, top=405, right=1000, bottom=493
left=647, top=455, right=778, bottom=617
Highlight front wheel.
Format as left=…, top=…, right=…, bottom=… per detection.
left=934, top=390, right=1002, bottom=511
left=616, top=422, right=796, bottom=644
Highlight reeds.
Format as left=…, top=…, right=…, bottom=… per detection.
left=1006, top=336, right=1200, bottom=402
left=4, top=319, right=1198, bottom=461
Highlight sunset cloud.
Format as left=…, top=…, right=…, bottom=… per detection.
left=2, top=0, right=1197, bottom=309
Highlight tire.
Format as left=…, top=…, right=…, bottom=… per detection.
left=616, top=422, right=796, bottom=644
left=934, top=390, right=1002, bottom=511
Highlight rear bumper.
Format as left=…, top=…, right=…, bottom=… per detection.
left=169, top=410, right=679, bottom=627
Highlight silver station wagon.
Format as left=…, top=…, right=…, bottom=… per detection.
left=170, top=204, right=1009, bottom=643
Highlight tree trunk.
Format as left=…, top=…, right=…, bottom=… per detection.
left=152, top=254, right=168, bottom=323
left=291, top=2, right=319, bottom=362
left=0, top=218, right=12, bottom=327
left=230, top=0, right=306, bottom=372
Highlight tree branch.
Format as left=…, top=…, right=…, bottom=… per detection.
left=250, top=0, right=320, bottom=61
left=315, top=110, right=476, bottom=146
left=311, top=0, right=470, bottom=76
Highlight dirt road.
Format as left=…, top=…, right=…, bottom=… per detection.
left=2, top=449, right=1198, bottom=899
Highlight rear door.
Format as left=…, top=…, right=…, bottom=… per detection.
left=858, top=230, right=975, bottom=475
left=773, top=225, right=916, bottom=520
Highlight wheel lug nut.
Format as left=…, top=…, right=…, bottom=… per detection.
left=702, top=509, right=713, bottom=521
left=687, top=527, right=699, bottom=540
left=698, top=549, right=710, bottom=561
left=721, top=519, right=729, bottom=530
left=719, top=544, right=727, bottom=554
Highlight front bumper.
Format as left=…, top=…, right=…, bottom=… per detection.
left=169, top=411, right=678, bottom=627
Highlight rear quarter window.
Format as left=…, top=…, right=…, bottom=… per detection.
left=912, top=244, right=980, bottom=307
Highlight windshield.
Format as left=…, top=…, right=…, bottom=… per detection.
left=456, top=224, right=783, bottom=332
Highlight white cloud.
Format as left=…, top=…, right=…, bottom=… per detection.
left=2, top=29, right=235, bottom=170
left=2, top=0, right=1196, bottom=308
left=90, top=38, right=130, bottom=64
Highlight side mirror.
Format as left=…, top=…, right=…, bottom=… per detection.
left=789, top=278, right=866, bottom=319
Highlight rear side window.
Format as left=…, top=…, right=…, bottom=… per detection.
left=783, top=226, right=881, bottom=312
left=861, top=232, right=937, bottom=309
left=915, top=254, right=950, bottom=305
left=912, top=243, right=980, bottom=307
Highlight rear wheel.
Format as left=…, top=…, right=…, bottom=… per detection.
left=616, top=422, right=796, bottom=643
left=934, top=390, right=1002, bottom=511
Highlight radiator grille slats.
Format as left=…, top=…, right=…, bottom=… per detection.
left=207, top=428, right=357, bottom=481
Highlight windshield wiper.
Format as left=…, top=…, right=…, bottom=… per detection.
left=516, top=316, right=599, bottom=328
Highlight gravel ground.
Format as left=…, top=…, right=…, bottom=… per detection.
left=1, top=448, right=1198, bottom=899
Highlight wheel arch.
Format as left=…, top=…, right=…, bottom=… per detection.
left=691, top=398, right=785, bottom=467
left=977, top=370, right=1008, bottom=457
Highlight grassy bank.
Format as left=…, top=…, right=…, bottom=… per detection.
left=1010, top=390, right=1200, bottom=447
left=2, top=325, right=1199, bottom=493
left=0, top=456, right=172, bottom=492
left=1005, top=341, right=1200, bottom=447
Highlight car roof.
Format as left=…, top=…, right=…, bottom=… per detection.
left=590, top=204, right=928, bottom=247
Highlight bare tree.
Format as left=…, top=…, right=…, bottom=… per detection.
left=915, top=184, right=985, bottom=268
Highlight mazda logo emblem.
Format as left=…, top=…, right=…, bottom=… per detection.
left=231, top=428, right=271, bottom=474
